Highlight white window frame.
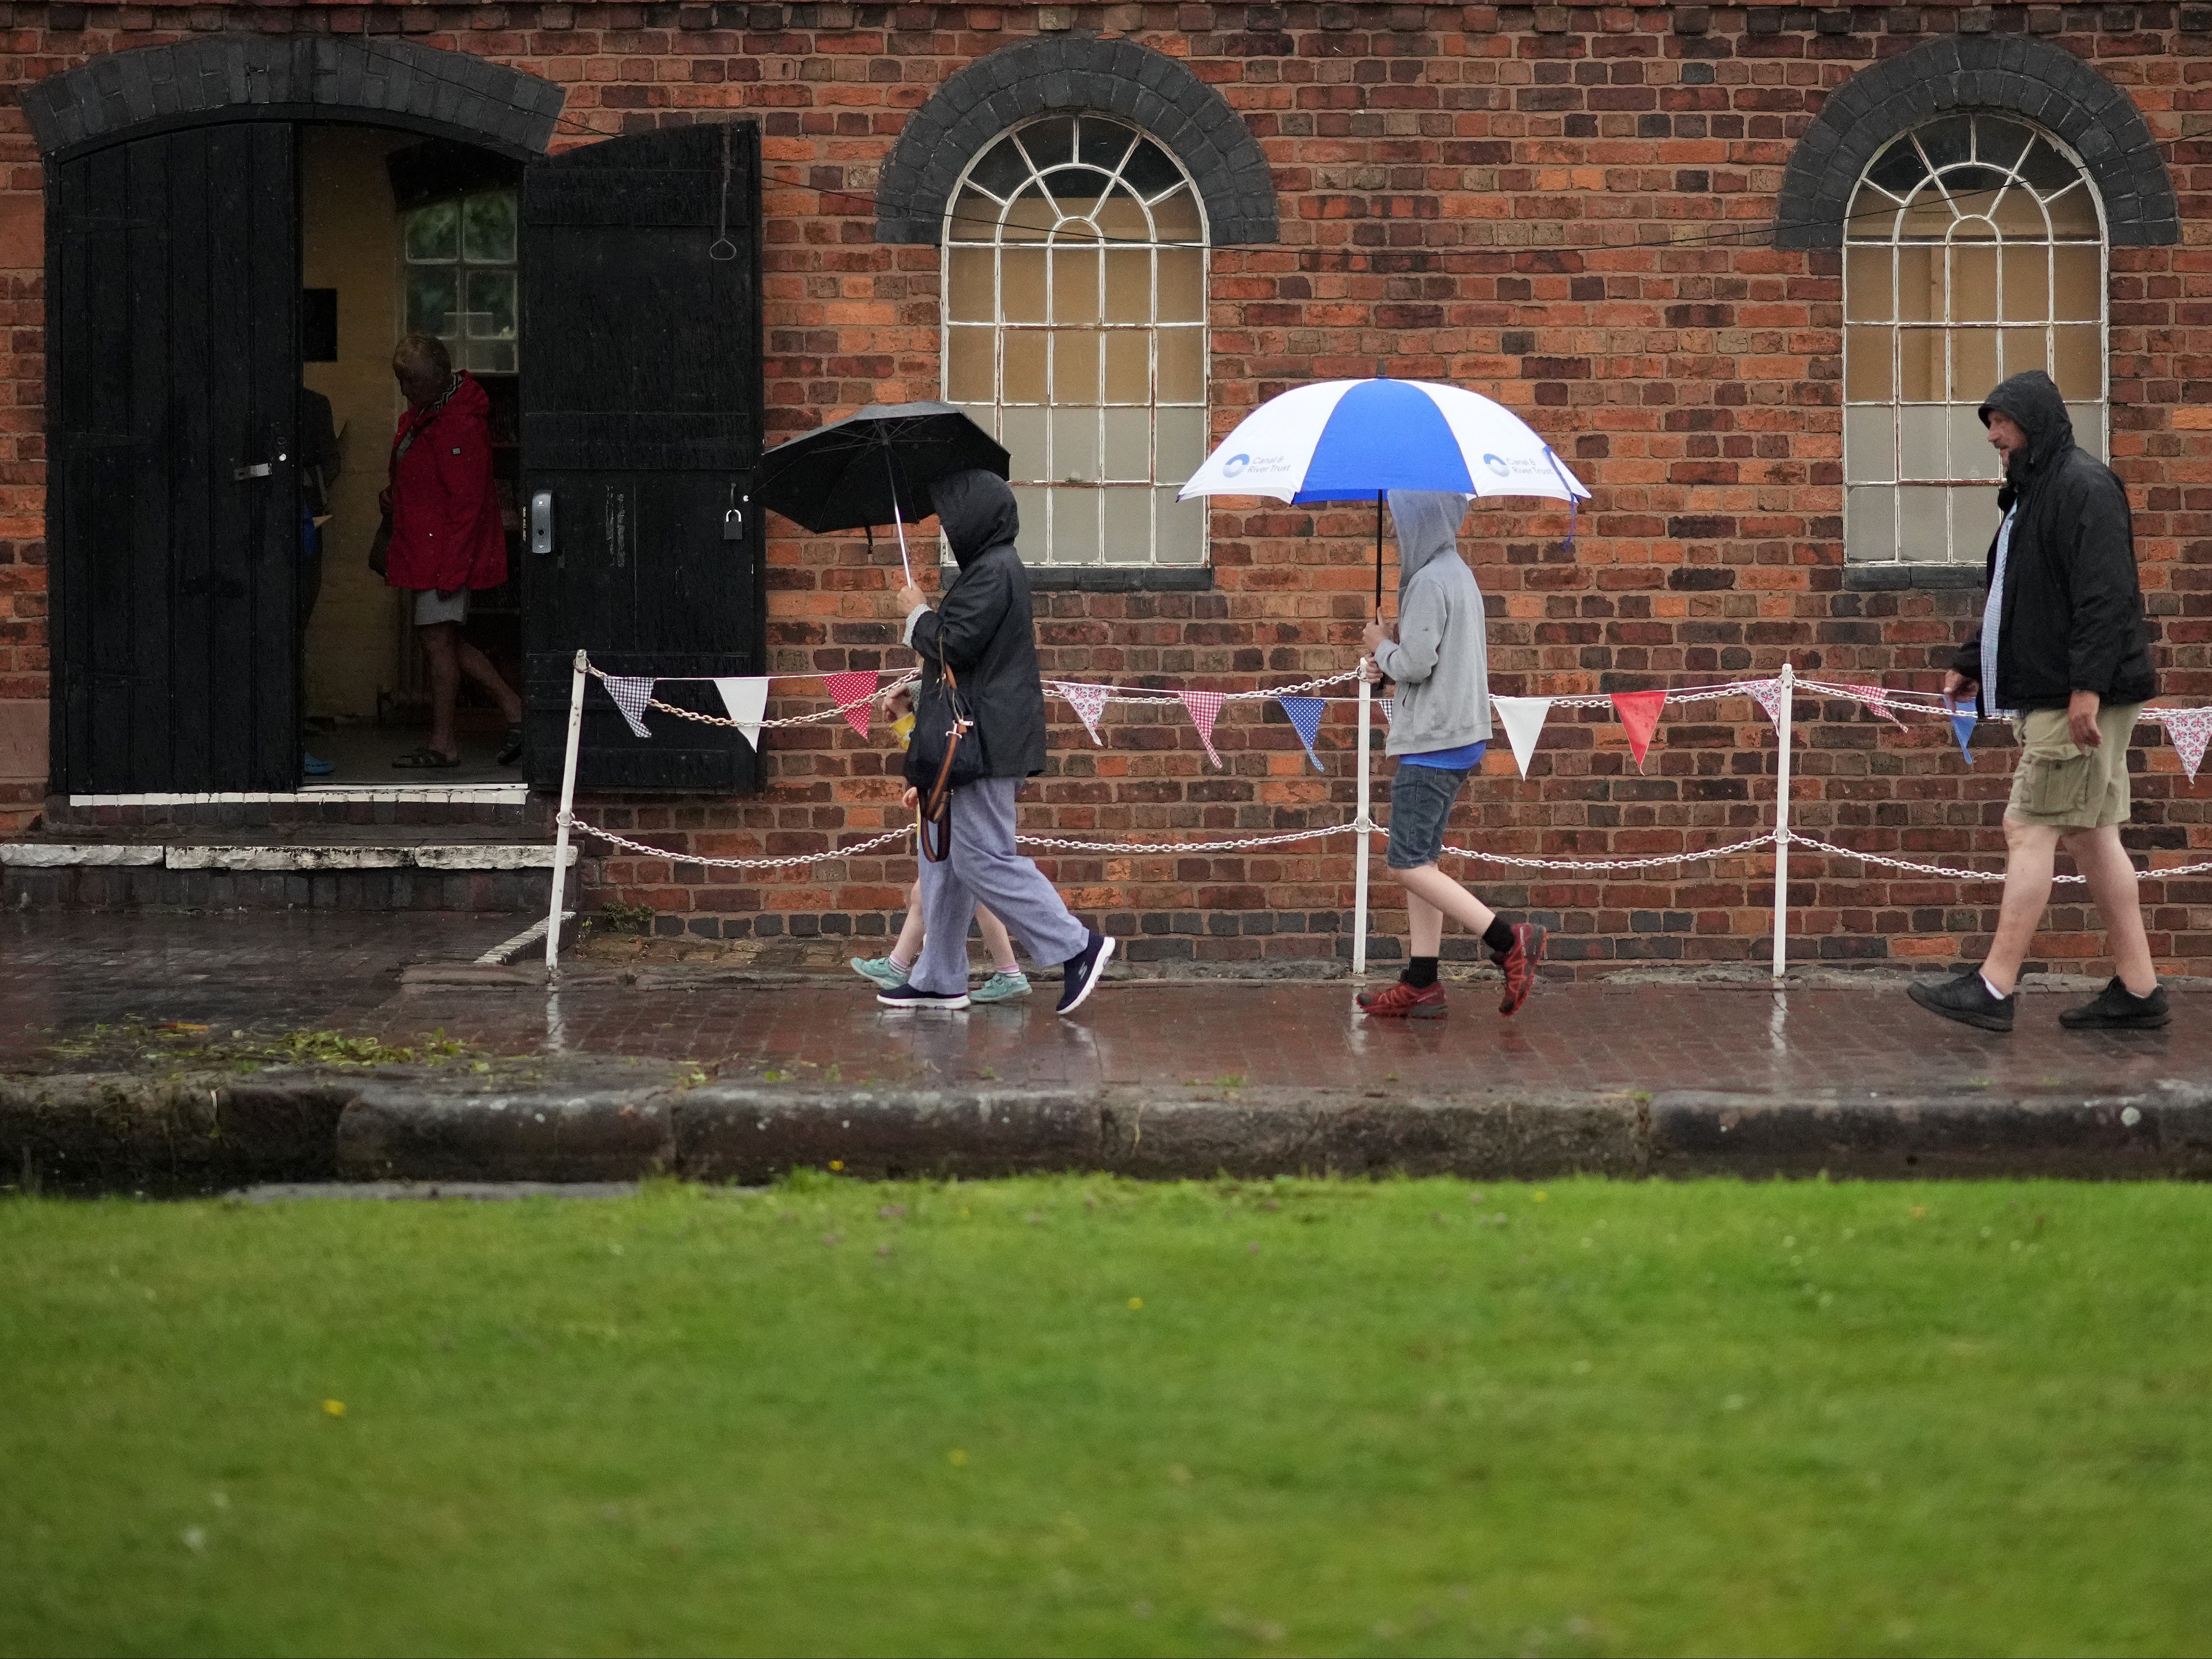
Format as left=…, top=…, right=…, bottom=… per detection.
left=401, top=186, right=519, bottom=376
left=940, top=113, right=1210, bottom=567
left=1842, top=115, right=2109, bottom=565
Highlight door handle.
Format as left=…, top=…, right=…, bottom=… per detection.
left=233, top=463, right=272, bottom=481
left=530, top=490, right=555, bottom=556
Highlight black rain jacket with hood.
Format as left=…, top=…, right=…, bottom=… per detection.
left=1952, top=369, right=2156, bottom=715
left=908, top=469, right=1048, bottom=780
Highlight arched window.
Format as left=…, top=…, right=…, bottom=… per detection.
left=942, top=113, right=1208, bottom=567
left=1843, top=115, right=2107, bottom=564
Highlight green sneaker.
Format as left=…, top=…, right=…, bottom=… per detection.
left=850, top=955, right=909, bottom=990
left=970, top=969, right=1031, bottom=1003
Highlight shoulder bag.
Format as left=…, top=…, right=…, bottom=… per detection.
left=905, top=662, right=988, bottom=862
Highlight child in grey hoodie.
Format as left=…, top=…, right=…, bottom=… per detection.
left=1356, top=490, right=1547, bottom=1019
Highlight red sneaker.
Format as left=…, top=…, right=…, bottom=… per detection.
left=1493, top=924, right=1548, bottom=1016
left=1356, top=979, right=1448, bottom=1019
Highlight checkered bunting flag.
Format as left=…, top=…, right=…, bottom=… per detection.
left=602, top=675, right=655, bottom=739
left=1379, top=697, right=1394, bottom=726
left=2161, top=706, right=2212, bottom=784
left=1057, top=682, right=1111, bottom=746
left=822, top=670, right=881, bottom=739
left=1178, top=689, right=1228, bottom=769
left=1839, top=682, right=1910, bottom=731
left=1277, top=696, right=1326, bottom=772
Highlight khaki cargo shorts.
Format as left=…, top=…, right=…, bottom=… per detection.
left=2006, top=702, right=2143, bottom=831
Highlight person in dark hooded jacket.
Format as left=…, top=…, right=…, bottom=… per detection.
left=1907, top=369, right=2168, bottom=1034
left=879, top=469, right=1116, bottom=1016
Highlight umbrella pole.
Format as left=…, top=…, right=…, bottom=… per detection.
left=1373, top=492, right=1384, bottom=618
left=883, top=443, right=914, bottom=587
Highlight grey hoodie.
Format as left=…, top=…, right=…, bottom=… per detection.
left=1371, top=490, right=1492, bottom=756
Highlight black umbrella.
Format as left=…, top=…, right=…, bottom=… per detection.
left=757, top=401, right=1009, bottom=585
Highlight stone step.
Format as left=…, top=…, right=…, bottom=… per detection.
left=2, top=841, right=575, bottom=912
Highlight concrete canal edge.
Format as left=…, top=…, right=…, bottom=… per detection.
left=7, top=1069, right=2212, bottom=1193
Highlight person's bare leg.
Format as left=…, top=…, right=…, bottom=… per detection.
left=889, top=879, right=928, bottom=970
left=1981, top=815, right=2061, bottom=996
left=976, top=903, right=1019, bottom=972
left=455, top=636, right=523, bottom=725
left=1398, top=863, right=1497, bottom=949
left=2063, top=824, right=2157, bottom=993
left=416, top=621, right=461, bottom=760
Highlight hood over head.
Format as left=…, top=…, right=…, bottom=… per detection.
left=1978, top=369, right=2075, bottom=503
left=1387, top=490, right=1472, bottom=593
left=928, top=468, right=1021, bottom=567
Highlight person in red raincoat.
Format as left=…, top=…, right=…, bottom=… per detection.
left=384, top=333, right=523, bottom=769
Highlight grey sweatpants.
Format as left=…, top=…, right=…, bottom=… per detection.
left=910, top=775, right=1089, bottom=995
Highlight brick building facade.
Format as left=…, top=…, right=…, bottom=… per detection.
left=3, top=0, right=2208, bottom=975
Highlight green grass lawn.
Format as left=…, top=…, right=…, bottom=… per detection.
left=3, top=1175, right=2209, bottom=1658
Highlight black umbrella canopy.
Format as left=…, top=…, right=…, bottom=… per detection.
left=757, top=401, right=1010, bottom=533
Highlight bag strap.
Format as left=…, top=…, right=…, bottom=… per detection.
left=388, top=373, right=463, bottom=482
left=918, top=661, right=968, bottom=863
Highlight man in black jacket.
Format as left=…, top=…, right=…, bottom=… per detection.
left=881, top=469, right=1116, bottom=1015
left=1908, top=370, right=2168, bottom=1033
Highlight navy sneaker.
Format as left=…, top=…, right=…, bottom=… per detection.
left=2059, top=977, right=2170, bottom=1030
left=1906, top=968, right=2015, bottom=1032
left=1056, top=931, right=1116, bottom=1016
left=877, top=983, right=969, bottom=1011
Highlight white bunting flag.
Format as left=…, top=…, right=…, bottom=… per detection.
left=1492, top=695, right=1553, bottom=780
left=2161, top=706, right=2212, bottom=784
left=602, top=675, right=655, bottom=739
left=713, top=676, right=771, bottom=751
left=1056, top=682, right=1111, bottom=746
left=1178, top=690, right=1228, bottom=769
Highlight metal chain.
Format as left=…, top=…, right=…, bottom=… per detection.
left=562, top=814, right=914, bottom=870
left=1436, top=831, right=1780, bottom=872
left=586, top=664, right=921, bottom=731
left=1791, top=834, right=2212, bottom=885
left=1016, top=822, right=1357, bottom=854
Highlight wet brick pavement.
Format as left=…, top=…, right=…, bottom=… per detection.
left=4, top=912, right=2205, bottom=1101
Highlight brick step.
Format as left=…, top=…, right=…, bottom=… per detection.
left=43, top=786, right=540, bottom=833
left=2, top=840, right=575, bottom=913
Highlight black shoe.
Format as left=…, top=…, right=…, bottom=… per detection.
left=877, top=983, right=969, bottom=1011
left=2059, top=977, right=2170, bottom=1030
left=496, top=723, right=525, bottom=767
left=1907, top=968, right=2015, bottom=1032
left=1056, top=931, right=1116, bottom=1016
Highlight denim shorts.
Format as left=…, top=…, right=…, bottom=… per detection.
left=1386, top=762, right=1473, bottom=869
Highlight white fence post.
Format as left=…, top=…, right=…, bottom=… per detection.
left=1353, top=663, right=1373, bottom=976
left=1769, top=659, right=1795, bottom=982
left=544, top=648, right=589, bottom=979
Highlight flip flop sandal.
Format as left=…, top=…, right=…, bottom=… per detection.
left=392, top=745, right=462, bottom=769
left=496, top=723, right=525, bottom=767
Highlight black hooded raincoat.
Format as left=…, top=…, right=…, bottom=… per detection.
left=1952, top=369, right=2156, bottom=715
left=908, top=469, right=1049, bottom=780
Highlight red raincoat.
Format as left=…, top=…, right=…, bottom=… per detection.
left=383, top=372, right=507, bottom=594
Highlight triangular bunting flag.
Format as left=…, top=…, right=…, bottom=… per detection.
left=822, top=670, right=880, bottom=739
left=1610, top=690, right=1667, bottom=771
left=713, top=676, right=771, bottom=751
left=1056, top=682, right=1110, bottom=747
left=1840, top=682, right=1909, bottom=731
left=602, top=674, right=655, bottom=739
left=1379, top=697, right=1394, bottom=726
left=1750, top=677, right=1789, bottom=729
left=1278, top=696, right=1326, bottom=772
left=1178, top=689, right=1228, bottom=769
left=1492, top=695, right=1553, bottom=781
left=2161, top=707, right=2212, bottom=784
left=1942, top=696, right=1976, bottom=767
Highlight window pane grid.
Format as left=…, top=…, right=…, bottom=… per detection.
left=402, top=187, right=518, bottom=376
left=943, top=114, right=1209, bottom=566
left=1842, top=115, right=2107, bottom=564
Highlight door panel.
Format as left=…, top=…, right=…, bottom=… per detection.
left=50, top=123, right=299, bottom=794
left=519, top=121, right=765, bottom=793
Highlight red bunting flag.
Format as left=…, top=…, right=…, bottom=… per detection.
left=1610, top=690, right=1667, bottom=771
left=1178, top=689, right=1228, bottom=769
left=1839, top=682, right=1910, bottom=731
left=822, top=670, right=881, bottom=739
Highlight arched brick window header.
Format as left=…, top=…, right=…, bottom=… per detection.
left=22, top=35, right=564, bottom=161
left=876, top=35, right=1277, bottom=247
left=1776, top=35, right=2177, bottom=250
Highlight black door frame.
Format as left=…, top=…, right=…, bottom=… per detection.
left=31, top=37, right=564, bottom=797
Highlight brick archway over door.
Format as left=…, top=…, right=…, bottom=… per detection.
left=21, top=34, right=564, bottom=160
left=1775, top=34, right=2178, bottom=249
left=873, top=34, right=1277, bottom=246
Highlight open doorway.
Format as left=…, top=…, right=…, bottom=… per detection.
left=298, top=126, right=524, bottom=786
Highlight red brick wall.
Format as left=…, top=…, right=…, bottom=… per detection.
left=7, top=0, right=2211, bottom=977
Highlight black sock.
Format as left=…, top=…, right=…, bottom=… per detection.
left=1481, top=919, right=1516, bottom=955
left=1402, top=956, right=1439, bottom=989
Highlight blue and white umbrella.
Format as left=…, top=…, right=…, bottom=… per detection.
left=1178, top=378, right=1590, bottom=607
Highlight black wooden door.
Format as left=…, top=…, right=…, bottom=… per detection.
left=49, top=124, right=299, bottom=795
left=519, top=122, right=765, bottom=792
